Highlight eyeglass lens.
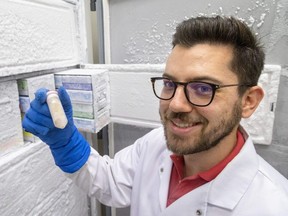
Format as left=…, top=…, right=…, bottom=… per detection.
left=153, top=78, right=214, bottom=106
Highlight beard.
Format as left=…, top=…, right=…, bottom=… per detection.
left=160, top=100, right=242, bottom=155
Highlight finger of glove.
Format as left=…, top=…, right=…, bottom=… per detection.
left=22, top=114, right=50, bottom=136
left=34, top=88, right=49, bottom=104
left=58, top=87, right=73, bottom=117
left=25, top=107, right=55, bottom=129
left=30, top=97, right=51, bottom=117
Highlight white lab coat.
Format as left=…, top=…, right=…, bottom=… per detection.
left=68, top=127, right=288, bottom=216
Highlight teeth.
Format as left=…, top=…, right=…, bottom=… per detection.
left=173, top=121, right=197, bottom=128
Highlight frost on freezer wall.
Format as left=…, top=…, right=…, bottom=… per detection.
left=0, top=0, right=90, bottom=215
left=0, top=0, right=82, bottom=77
left=0, top=80, right=24, bottom=156
left=0, top=142, right=88, bottom=216
left=109, top=0, right=285, bottom=64
left=266, top=0, right=288, bottom=64
left=241, top=65, right=281, bottom=144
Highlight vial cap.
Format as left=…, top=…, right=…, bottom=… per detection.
left=47, top=90, right=58, bottom=96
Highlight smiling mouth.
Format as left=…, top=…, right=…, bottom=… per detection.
left=171, top=119, right=201, bottom=128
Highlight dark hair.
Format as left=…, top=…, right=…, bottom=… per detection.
left=172, top=16, right=265, bottom=95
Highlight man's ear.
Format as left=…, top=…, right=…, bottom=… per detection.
left=241, top=86, right=264, bottom=118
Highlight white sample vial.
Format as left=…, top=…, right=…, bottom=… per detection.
left=46, top=91, right=68, bottom=129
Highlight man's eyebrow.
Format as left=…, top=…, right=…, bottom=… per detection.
left=162, top=73, right=223, bottom=84
left=191, top=76, right=223, bottom=84
left=162, top=73, right=174, bottom=79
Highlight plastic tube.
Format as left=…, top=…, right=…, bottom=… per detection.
left=46, top=91, right=68, bottom=129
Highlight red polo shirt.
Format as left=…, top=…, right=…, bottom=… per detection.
left=166, top=130, right=245, bottom=207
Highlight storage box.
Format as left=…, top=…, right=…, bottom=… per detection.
left=55, top=75, right=92, bottom=90
left=74, top=108, right=110, bottom=133
left=55, top=69, right=110, bottom=133
left=17, top=74, right=55, bottom=143
left=17, top=74, right=56, bottom=98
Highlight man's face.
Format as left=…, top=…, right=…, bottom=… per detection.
left=160, top=44, right=243, bottom=155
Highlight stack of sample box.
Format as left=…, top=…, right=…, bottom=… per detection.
left=54, top=69, right=110, bottom=133
left=18, top=74, right=55, bottom=142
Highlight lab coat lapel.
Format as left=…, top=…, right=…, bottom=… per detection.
left=207, top=135, right=259, bottom=210
left=158, top=148, right=173, bottom=211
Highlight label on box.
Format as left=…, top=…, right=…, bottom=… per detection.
left=63, top=82, right=92, bottom=91
left=67, top=90, right=93, bottom=104
left=73, top=103, right=94, bottom=119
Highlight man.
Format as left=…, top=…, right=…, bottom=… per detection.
left=23, top=16, right=288, bottom=215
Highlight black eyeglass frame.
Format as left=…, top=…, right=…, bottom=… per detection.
left=150, top=77, right=255, bottom=107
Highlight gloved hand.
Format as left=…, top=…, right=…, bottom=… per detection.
left=22, top=87, right=91, bottom=173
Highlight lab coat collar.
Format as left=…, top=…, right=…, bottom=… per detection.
left=207, top=127, right=259, bottom=210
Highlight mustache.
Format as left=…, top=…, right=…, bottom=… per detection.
left=164, top=111, right=205, bottom=123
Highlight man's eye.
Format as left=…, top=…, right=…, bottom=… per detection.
left=198, top=85, right=212, bottom=93
left=188, top=83, right=213, bottom=95
left=163, top=80, right=175, bottom=88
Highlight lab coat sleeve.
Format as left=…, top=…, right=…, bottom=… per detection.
left=66, top=136, right=144, bottom=208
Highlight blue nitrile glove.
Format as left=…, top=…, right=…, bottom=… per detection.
left=22, top=87, right=91, bottom=173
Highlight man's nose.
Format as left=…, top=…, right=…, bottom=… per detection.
left=169, top=86, right=193, bottom=113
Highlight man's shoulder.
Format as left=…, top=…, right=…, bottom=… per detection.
left=230, top=155, right=288, bottom=214
left=257, top=155, right=288, bottom=192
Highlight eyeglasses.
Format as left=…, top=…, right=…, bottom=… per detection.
left=150, top=77, right=254, bottom=107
